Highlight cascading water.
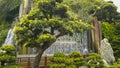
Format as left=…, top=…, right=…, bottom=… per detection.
left=3, top=18, right=18, bottom=46
left=3, top=0, right=32, bottom=46
left=44, top=31, right=89, bottom=55
left=3, top=29, right=14, bottom=45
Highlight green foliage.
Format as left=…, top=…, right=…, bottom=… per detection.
left=86, top=53, right=104, bottom=68
left=50, top=52, right=106, bottom=68
left=65, top=58, right=74, bottom=65
left=50, top=64, right=66, bottom=68
left=93, top=1, right=120, bottom=23
left=65, top=0, right=120, bottom=23
left=56, top=0, right=63, bottom=3
left=0, top=22, right=10, bottom=46
left=37, top=34, right=56, bottom=45
left=110, top=24, right=120, bottom=59
left=52, top=52, right=66, bottom=57
left=0, top=64, right=19, bottom=68
left=49, top=52, right=66, bottom=63
left=50, top=52, right=86, bottom=68
left=0, top=45, right=16, bottom=66
left=69, top=51, right=85, bottom=68
left=102, top=22, right=115, bottom=40
left=49, top=52, right=76, bottom=68
left=0, top=3, right=18, bottom=45
left=111, top=36, right=120, bottom=59
left=0, top=55, right=16, bottom=62
left=102, top=22, right=120, bottom=59
left=5, top=6, right=19, bottom=22
left=0, top=45, right=15, bottom=51
left=64, top=0, right=94, bottom=23
left=69, top=51, right=82, bottom=58
left=0, top=0, right=21, bottom=22
left=107, top=60, right=120, bottom=68
left=14, top=0, right=92, bottom=48
left=0, top=45, right=15, bottom=56
left=14, top=0, right=92, bottom=67
left=49, top=52, right=69, bottom=68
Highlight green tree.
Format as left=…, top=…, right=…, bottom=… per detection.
left=64, top=0, right=95, bottom=23
left=102, top=22, right=115, bottom=40
left=69, top=51, right=85, bottom=68
left=0, top=22, right=10, bottom=46
left=110, top=24, right=120, bottom=59
left=14, top=0, right=93, bottom=68
left=49, top=52, right=84, bottom=68
left=0, top=0, right=21, bottom=45
left=90, top=1, right=120, bottom=23
left=107, top=60, right=120, bottom=68
left=102, top=22, right=120, bottom=59
left=86, top=53, right=104, bottom=68
left=0, top=0, right=21, bottom=22
left=0, top=45, right=16, bottom=66
left=49, top=52, right=76, bottom=68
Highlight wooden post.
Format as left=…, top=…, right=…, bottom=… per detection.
left=27, top=57, right=31, bottom=68
left=44, top=55, right=47, bottom=68
left=19, top=58, right=21, bottom=64
left=92, top=17, right=102, bottom=53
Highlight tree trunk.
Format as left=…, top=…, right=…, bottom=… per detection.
left=33, top=48, right=44, bottom=68
left=32, top=42, right=55, bottom=68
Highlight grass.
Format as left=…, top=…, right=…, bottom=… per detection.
left=0, top=64, right=20, bottom=68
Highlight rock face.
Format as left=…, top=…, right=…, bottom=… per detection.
left=100, top=38, right=115, bottom=65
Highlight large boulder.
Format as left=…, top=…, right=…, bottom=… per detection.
left=99, top=38, right=115, bottom=65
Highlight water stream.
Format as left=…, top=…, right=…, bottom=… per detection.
left=44, top=32, right=88, bottom=55
left=3, top=0, right=32, bottom=46
left=3, top=29, right=14, bottom=45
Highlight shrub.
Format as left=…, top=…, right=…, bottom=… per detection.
left=0, top=45, right=16, bottom=66
left=49, top=52, right=66, bottom=63
left=0, top=45, right=15, bottom=56
left=49, top=52, right=67, bottom=68
left=50, top=52, right=85, bottom=68
left=65, top=59, right=76, bottom=68
left=69, top=51, right=85, bottom=68
left=0, top=45, right=15, bottom=51
left=50, top=52, right=106, bottom=68
left=52, top=52, right=66, bottom=57
left=49, top=52, right=77, bottom=68
left=107, top=60, right=120, bottom=68
left=86, top=53, right=104, bottom=68
left=49, top=64, right=66, bottom=68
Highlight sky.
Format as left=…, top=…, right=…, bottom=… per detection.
left=105, top=0, right=120, bottom=12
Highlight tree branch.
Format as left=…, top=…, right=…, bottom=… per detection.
left=51, top=27, right=54, bottom=35
left=56, top=33, right=65, bottom=38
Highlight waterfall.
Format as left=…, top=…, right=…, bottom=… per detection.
left=3, top=29, right=14, bottom=45
left=2, top=18, right=19, bottom=46
left=3, top=0, right=32, bottom=45
left=44, top=31, right=89, bottom=55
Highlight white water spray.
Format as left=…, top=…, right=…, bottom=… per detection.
left=3, top=29, right=14, bottom=45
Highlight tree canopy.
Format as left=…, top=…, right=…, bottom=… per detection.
left=0, top=0, right=21, bottom=22
left=14, top=0, right=92, bottom=68
left=14, top=0, right=93, bottom=48
left=65, top=0, right=120, bottom=23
